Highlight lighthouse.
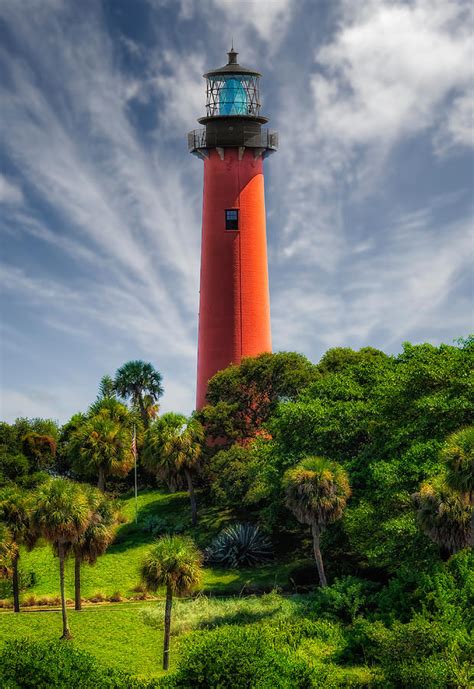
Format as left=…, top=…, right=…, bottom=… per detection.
left=189, top=47, right=278, bottom=409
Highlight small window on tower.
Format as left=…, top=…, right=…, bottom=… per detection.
left=225, top=209, right=239, bottom=230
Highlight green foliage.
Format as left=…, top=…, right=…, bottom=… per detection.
left=413, top=476, right=472, bottom=555
left=97, top=374, right=116, bottom=401
left=143, top=413, right=203, bottom=489
left=441, top=425, right=474, bottom=499
left=344, top=615, right=472, bottom=688
left=207, top=445, right=255, bottom=507
left=283, top=456, right=351, bottom=527
left=199, top=351, right=316, bottom=445
left=33, top=478, right=91, bottom=553
left=0, top=524, right=16, bottom=578
left=66, top=405, right=134, bottom=489
left=114, top=360, right=164, bottom=428
left=164, top=623, right=315, bottom=688
left=205, top=522, right=272, bottom=568
left=141, top=535, right=202, bottom=594
left=309, top=576, right=379, bottom=624
left=0, top=639, right=153, bottom=688
left=0, top=418, right=59, bottom=482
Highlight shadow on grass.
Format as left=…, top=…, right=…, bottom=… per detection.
left=111, top=492, right=191, bottom=553
left=195, top=608, right=279, bottom=630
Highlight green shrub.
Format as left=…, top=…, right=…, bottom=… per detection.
left=309, top=576, right=379, bottom=623
left=342, top=615, right=472, bottom=688
left=164, top=624, right=314, bottom=688
left=205, top=522, right=272, bottom=568
left=0, top=640, right=153, bottom=689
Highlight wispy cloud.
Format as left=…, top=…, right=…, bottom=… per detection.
left=0, top=0, right=472, bottom=423
left=0, top=174, right=23, bottom=204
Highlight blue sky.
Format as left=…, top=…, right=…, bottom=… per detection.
left=0, top=0, right=472, bottom=423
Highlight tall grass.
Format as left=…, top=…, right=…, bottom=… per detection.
left=141, top=590, right=301, bottom=635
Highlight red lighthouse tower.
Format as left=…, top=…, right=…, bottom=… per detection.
left=189, top=48, right=278, bottom=408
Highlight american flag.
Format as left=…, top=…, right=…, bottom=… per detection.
left=131, top=426, right=137, bottom=459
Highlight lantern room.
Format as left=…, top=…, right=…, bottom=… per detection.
left=204, top=48, right=261, bottom=118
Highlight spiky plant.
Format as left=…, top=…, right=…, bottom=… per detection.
left=283, top=456, right=351, bottom=587
left=413, top=477, right=472, bottom=557
left=141, top=535, right=202, bottom=670
left=441, top=426, right=474, bottom=503
left=205, top=522, right=272, bottom=568
left=114, top=360, right=163, bottom=429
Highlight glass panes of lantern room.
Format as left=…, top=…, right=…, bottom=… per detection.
left=206, top=75, right=261, bottom=117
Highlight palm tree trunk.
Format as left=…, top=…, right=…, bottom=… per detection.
left=58, top=545, right=72, bottom=639
left=311, top=522, right=327, bottom=587
left=163, top=584, right=173, bottom=670
left=184, top=469, right=197, bottom=526
left=12, top=552, right=20, bottom=613
left=98, top=466, right=105, bottom=492
left=138, top=396, right=149, bottom=430
left=74, top=553, right=82, bottom=611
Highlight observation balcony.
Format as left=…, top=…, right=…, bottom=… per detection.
left=188, top=126, right=278, bottom=159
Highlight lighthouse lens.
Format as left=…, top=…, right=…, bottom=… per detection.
left=207, top=75, right=259, bottom=117
left=220, top=77, right=248, bottom=115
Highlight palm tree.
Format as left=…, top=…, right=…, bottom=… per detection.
left=97, top=374, right=116, bottom=401
left=441, top=426, right=474, bottom=504
left=0, top=487, right=36, bottom=612
left=33, top=479, right=91, bottom=639
left=69, top=406, right=134, bottom=491
left=73, top=486, right=116, bottom=610
left=140, top=535, right=202, bottom=670
left=283, top=456, right=351, bottom=587
left=143, top=413, right=204, bottom=525
left=114, top=360, right=164, bottom=429
left=413, top=477, right=472, bottom=558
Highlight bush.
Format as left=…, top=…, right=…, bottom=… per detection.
left=207, top=445, right=255, bottom=507
left=164, top=624, right=314, bottom=688
left=342, top=615, right=471, bottom=688
left=205, top=522, right=272, bottom=568
left=309, top=576, right=379, bottom=623
left=141, top=514, right=187, bottom=536
left=0, top=639, right=153, bottom=688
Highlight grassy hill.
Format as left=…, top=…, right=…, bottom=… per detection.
left=5, top=490, right=298, bottom=604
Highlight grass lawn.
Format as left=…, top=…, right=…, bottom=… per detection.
left=0, top=593, right=303, bottom=679
left=0, top=594, right=375, bottom=684
left=6, top=490, right=299, bottom=604
left=0, top=601, right=168, bottom=679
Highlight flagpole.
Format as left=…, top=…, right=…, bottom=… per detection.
left=133, top=424, right=138, bottom=524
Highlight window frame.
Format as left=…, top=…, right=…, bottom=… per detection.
left=225, top=208, right=239, bottom=231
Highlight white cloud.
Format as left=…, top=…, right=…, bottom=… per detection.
left=312, top=0, right=472, bottom=147
left=213, top=0, right=293, bottom=43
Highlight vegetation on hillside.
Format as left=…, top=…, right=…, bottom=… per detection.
left=0, top=339, right=473, bottom=686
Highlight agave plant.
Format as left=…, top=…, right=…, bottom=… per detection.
left=205, top=523, right=272, bottom=568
